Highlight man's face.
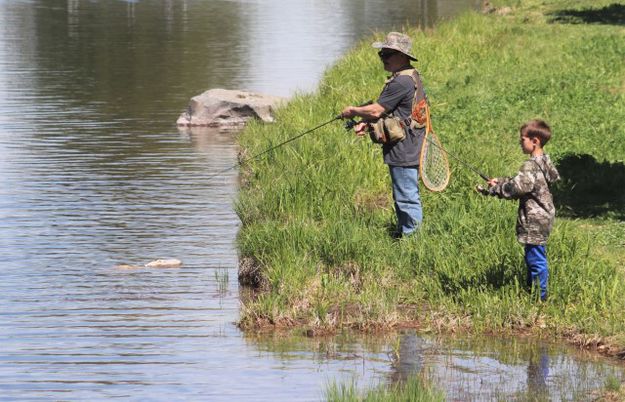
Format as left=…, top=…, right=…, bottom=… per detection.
left=377, top=48, right=403, bottom=72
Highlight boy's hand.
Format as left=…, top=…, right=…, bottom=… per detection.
left=475, top=185, right=489, bottom=195
left=487, top=178, right=499, bottom=187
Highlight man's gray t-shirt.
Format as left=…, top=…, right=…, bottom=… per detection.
left=377, top=69, right=424, bottom=166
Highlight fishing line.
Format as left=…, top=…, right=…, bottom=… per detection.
left=423, top=132, right=491, bottom=181
left=205, top=116, right=340, bottom=182
left=204, top=101, right=373, bottom=183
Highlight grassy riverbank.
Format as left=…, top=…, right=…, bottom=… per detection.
left=235, top=0, right=625, bottom=358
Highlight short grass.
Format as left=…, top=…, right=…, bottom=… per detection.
left=235, top=0, right=625, bottom=355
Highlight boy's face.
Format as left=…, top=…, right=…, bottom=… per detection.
left=519, top=134, right=539, bottom=154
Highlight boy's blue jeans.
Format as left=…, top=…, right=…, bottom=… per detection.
left=389, top=165, right=422, bottom=236
left=524, top=244, right=549, bottom=301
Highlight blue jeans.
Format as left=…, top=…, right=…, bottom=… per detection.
left=389, top=165, right=422, bottom=236
left=525, top=244, right=549, bottom=301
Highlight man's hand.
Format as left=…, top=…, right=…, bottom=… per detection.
left=341, top=106, right=356, bottom=119
left=487, top=178, right=499, bottom=187
left=341, top=102, right=385, bottom=120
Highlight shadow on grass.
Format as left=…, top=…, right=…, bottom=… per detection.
left=553, top=153, right=625, bottom=220
left=437, top=260, right=525, bottom=296
left=549, top=3, right=625, bottom=25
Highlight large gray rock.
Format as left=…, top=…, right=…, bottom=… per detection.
left=176, top=88, right=285, bottom=127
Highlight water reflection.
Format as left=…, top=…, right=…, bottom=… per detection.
left=390, top=332, right=426, bottom=383
left=4, top=0, right=482, bottom=110
left=527, top=345, right=549, bottom=398
left=178, top=126, right=241, bottom=155
left=242, top=330, right=624, bottom=400
left=381, top=332, right=624, bottom=401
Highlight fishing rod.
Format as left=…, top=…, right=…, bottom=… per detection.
left=204, top=101, right=373, bottom=182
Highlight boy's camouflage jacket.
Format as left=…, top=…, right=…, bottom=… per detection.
left=485, top=155, right=560, bottom=245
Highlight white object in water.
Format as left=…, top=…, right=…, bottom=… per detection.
left=145, top=258, right=183, bottom=268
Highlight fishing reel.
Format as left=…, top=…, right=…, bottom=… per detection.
left=344, top=118, right=361, bottom=131
left=339, top=100, right=373, bottom=131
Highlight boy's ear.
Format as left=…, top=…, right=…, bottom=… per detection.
left=531, top=137, right=541, bottom=146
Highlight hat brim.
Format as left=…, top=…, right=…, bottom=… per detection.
left=372, top=42, right=417, bottom=61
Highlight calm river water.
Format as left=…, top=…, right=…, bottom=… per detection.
left=0, top=0, right=622, bottom=400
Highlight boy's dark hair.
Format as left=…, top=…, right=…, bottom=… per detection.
left=520, top=119, right=552, bottom=146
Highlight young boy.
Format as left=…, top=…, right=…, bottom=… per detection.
left=477, top=120, right=560, bottom=301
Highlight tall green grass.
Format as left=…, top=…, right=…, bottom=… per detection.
left=235, top=0, right=625, bottom=349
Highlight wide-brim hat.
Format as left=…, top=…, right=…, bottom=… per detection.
left=372, top=32, right=417, bottom=61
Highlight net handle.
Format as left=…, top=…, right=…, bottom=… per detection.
left=425, top=102, right=433, bottom=134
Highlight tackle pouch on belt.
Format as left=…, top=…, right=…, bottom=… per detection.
left=369, top=117, right=406, bottom=144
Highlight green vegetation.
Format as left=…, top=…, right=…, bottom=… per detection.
left=235, top=0, right=625, bottom=357
left=599, top=375, right=625, bottom=401
left=214, top=267, right=229, bottom=294
left=325, top=376, right=444, bottom=402
left=605, top=374, right=622, bottom=393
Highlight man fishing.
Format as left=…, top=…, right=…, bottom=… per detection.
left=341, top=32, right=427, bottom=239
